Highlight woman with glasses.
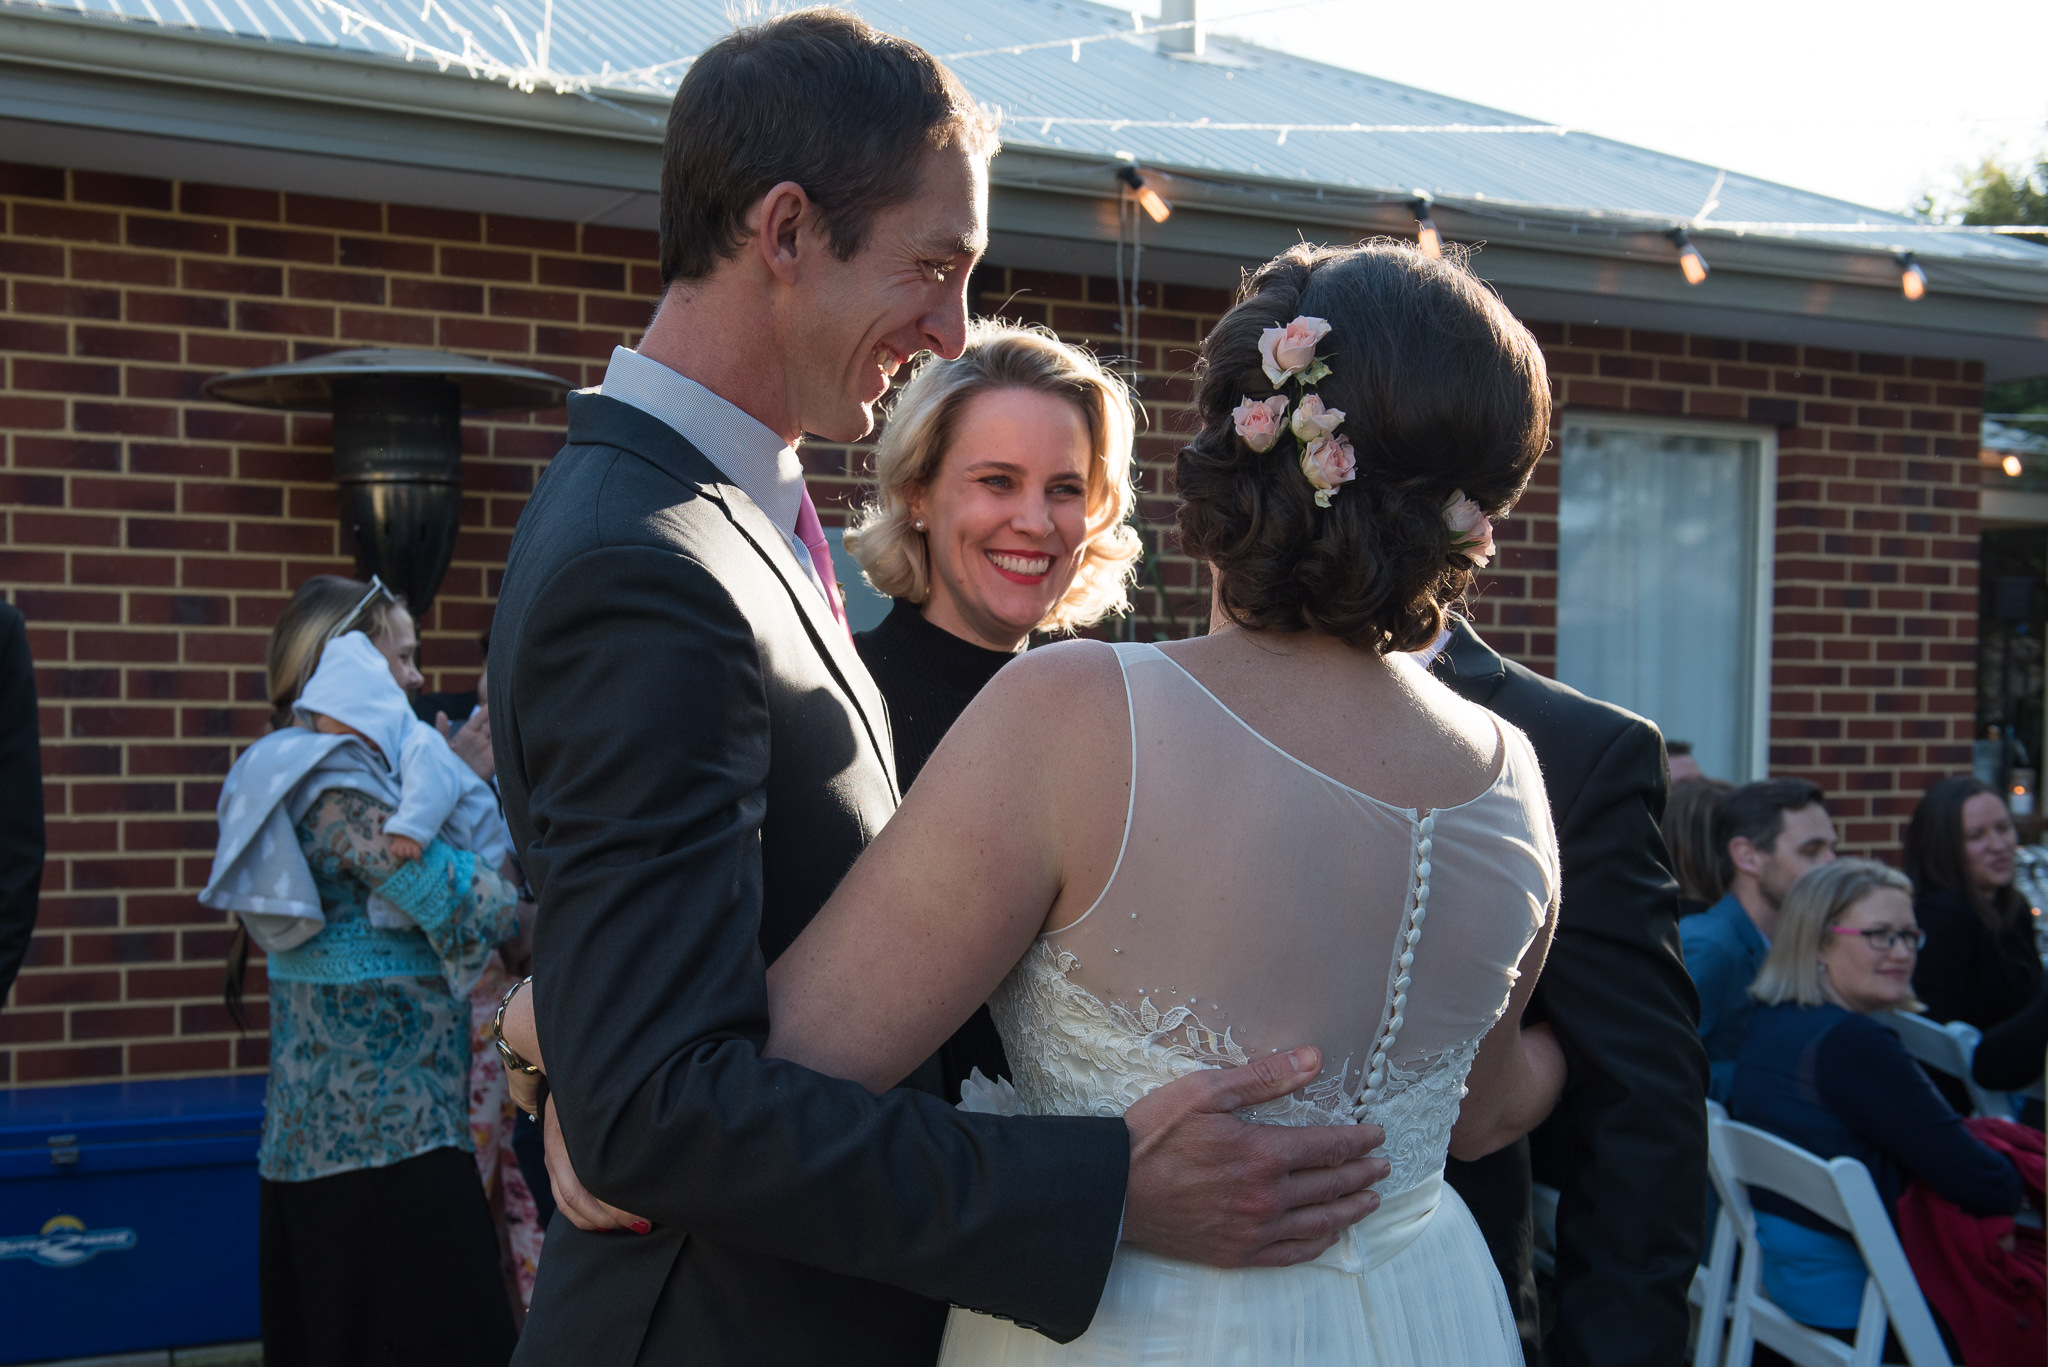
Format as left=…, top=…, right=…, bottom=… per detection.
left=1729, top=858, right=2022, bottom=1333
left=208, top=574, right=525, bottom=1367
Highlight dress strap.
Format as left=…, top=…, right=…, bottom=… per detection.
left=1041, top=640, right=1144, bottom=936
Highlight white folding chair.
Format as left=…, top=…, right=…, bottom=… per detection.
left=1877, top=1010, right=2011, bottom=1119
left=1707, top=1114, right=1950, bottom=1366
left=1691, top=1101, right=1740, bottom=1367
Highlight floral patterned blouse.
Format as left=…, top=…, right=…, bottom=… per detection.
left=258, top=788, right=520, bottom=1183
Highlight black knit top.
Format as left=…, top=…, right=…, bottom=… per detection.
left=853, top=598, right=1021, bottom=791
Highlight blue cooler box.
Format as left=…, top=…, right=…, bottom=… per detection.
left=0, top=1075, right=266, bottom=1364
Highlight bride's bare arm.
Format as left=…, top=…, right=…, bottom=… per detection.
left=1448, top=899, right=1564, bottom=1161
left=765, top=642, right=1121, bottom=1091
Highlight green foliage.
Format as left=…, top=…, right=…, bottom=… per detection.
left=1956, top=156, right=2048, bottom=230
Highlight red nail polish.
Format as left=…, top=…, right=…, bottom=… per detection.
left=630, top=1219, right=651, bottom=1235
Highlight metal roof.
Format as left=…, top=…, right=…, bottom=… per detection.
left=8, top=0, right=2041, bottom=266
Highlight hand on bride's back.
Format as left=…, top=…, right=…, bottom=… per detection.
left=1122, top=1045, right=1388, bottom=1267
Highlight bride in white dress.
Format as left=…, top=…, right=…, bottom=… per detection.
left=763, top=240, right=1563, bottom=1364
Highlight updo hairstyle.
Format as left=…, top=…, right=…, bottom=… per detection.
left=1176, top=241, right=1550, bottom=651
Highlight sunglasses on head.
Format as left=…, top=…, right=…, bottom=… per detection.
left=327, top=574, right=399, bottom=644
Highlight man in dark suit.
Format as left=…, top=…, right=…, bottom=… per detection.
left=491, top=14, right=1387, bottom=1364
left=0, top=600, right=42, bottom=1005
left=1435, top=618, right=1708, bottom=1367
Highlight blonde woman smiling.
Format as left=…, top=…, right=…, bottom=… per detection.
left=845, top=319, right=1141, bottom=790
left=1730, top=858, right=2020, bottom=1332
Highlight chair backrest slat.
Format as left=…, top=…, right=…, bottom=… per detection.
left=1707, top=1114, right=1953, bottom=1366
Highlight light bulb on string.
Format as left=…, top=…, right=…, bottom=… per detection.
left=1670, top=229, right=1709, bottom=285
left=1896, top=252, right=1927, bottom=301
left=1412, top=198, right=1442, bottom=258
left=1117, top=166, right=1171, bottom=223
left=2005, top=454, right=2025, bottom=478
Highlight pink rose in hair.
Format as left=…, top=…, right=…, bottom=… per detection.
left=1289, top=393, right=1345, bottom=444
left=1258, top=315, right=1332, bottom=386
left=1231, top=395, right=1290, bottom=453
left=1442, top=491, right=1496, bottom=567
left=1299, top=434, right=1356, bottom=508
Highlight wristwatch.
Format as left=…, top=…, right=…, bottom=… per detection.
left=493, top=975, right=541, bottom=1075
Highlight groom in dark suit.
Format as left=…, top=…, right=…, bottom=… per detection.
left=1435, top=618, right=1708, bottom=1367
left=492, top=14, right=1389, bottom=1365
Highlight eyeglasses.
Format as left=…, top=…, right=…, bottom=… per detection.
left=327, top=574, right=398, bottom=643
left=1828, top=925, right=1926, bottom=952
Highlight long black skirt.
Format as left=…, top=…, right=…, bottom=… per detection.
left=260, top=1146, right=519, bottom=1367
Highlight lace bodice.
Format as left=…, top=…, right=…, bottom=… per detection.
left=980, top=642, right=1557, bottom=1197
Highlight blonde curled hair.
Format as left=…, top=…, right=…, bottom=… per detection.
left=845, top=320, right=1142, bottom=633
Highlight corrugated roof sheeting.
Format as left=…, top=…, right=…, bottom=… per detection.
left=7, top=0, right=2043, bottom=264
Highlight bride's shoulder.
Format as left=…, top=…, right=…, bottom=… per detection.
left=950, top=643, right=1130, bottom=750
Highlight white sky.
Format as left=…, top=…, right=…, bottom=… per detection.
left=1136, top=0, right=2048, bottom=214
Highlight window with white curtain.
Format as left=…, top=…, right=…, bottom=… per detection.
left=1556, top=416, right=1775, bottom=783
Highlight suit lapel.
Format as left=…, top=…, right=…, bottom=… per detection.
left=716, top=489, right=899, bottom=800
left=564, top=392, right=899, bottom=800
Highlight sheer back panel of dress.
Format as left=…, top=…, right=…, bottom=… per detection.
left=988, top=643, right=1556, bottom=1193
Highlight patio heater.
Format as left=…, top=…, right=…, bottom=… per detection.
left=203, top=349, right=570, bottom=617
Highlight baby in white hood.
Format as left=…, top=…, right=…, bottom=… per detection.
left=295, top=631, right=510, bottom=926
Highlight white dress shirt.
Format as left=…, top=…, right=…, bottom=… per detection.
left=598, top=346, right=832, bottom=605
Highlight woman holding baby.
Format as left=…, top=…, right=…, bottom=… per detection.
left=203, top=575, right=524, bottom=1367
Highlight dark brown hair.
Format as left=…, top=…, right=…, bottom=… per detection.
left=1665, top=776, right=1734, bottom=905
left=1712, top=777, right=1827, bottom=887
left=659, top=9, right=993, bottom=285
left=1905, top=775, right=2027, bottom=932
left=1176, top=242, right=1550, bottom=651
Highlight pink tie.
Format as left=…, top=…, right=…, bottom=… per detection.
left=793, top=483, right=850, bottom=636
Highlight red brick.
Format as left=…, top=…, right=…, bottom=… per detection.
left=131, top=1039, right=233, bottom=1074
left=389, top=204, right=480, bottom=241
left=183, top=258, right=283, bottom=295
left=14, top=203, right=121, bottom=243
left=583, top=224, right=658, bottom=259
left=391, top=278, right=483, bottom=313
left=0, top=318, right=69, bottom=353
left=284, top=193, right=382, bottom=232
left=488, top=215, right=577, bottom=250
left=489, top=287, right=578, bottom=321
left=180, top=182, right=281, bottom=220
left=76, top=326, right=182, bottom=362
left=16, top=1047, right=124, bottom=1082
left=440, top=246, right=532, bottom=282
left=127, top=292, right=232, bottom=328
left=288, top=269, right=384, bottom=304
left=234, top=300, right=334, bottom=336
left=14, top=281, right=121, bottom=319
left=236, top=225, right=335, bottom=264
left=539, top=255, right=627, bottom=291
left=0, top=161, right=67, bottom=198
left=129, top=216, right=230, bottom=254
left=337, top=235, right=435, bottom=272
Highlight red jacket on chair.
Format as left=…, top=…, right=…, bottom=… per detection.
left=1896, top=1116, right=2045, bottom=1366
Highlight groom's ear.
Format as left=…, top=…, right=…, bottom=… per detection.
left=750, top=181, right=813, bottom=285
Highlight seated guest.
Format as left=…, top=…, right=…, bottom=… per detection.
left=1732, top=858, right=2022, bottom=1332
left=1682, top=778, right=1837, bottom=1101
left=1906, top=776, right=2039, bottom=1034
left=1666, top=739, right=1705, bottom=784
left=1664, top=776, right=1732, bottom=917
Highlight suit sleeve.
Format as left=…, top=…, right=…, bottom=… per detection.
left=1534, top=719, right=1709, bottom=1367
left=513, top=545, right=1125, bottom=1341
left=0, top=608, right=44, bottom=1004
left=1677, top=915, right=1744, bottom=1104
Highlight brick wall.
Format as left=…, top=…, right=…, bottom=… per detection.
left=0, top=164, right=1986, bottom=1086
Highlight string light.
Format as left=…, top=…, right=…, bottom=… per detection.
left=1896, top=252, right=1928, bottom=301
left=1118, top=166, right=1172, bottom=224
left=2004, top=455, right=2025, bottom=478
left=1412, top=198, right=1442, bottom=257
left=1670, top=229, right=1710, bottom=286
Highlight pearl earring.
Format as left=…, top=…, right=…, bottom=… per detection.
left=914, top=519, right=926, bottom=531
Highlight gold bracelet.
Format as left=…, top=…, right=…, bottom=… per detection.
left=492, top=975, right=540, bottom=1075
